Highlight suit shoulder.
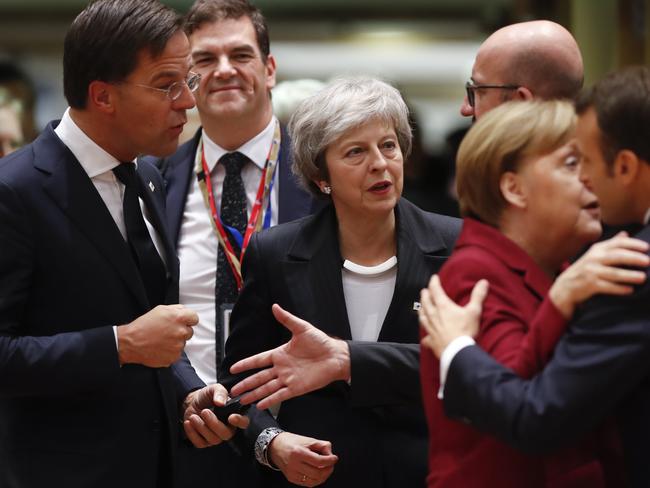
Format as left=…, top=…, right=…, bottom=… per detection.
left=256, top=212, right=314, bottom=246
left=398, top=198, right=462, bottom=243
left=0, top=143, right=38, bottom=188
left=442, top=245, right=504, bottom=276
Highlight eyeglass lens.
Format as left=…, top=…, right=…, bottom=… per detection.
left=169, top=73, right=200, bottom=100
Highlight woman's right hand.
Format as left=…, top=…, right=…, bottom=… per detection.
left=269, top=432, right=338, bottom=487
left=550, top=232, right=650, bottom=318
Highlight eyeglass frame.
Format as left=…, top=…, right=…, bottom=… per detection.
left=119, top=71, right=201, bottom=101
left=465, top=80, right=520, bottom=107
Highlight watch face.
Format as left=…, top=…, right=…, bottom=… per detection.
left=255, top=427, right=284, bottom=468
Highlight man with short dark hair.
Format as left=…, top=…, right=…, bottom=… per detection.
left=462, top=20, right=584, bottom=120
left=153, top=0, right=315, bottom=486
left=424, top=65, right=650, bottom=487
left=0, top=1, right=241, bottom=487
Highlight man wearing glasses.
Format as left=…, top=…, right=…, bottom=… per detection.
left=0, top=1, right=243, bottom=487
left=150, top=0, right=313, bottom=486
left=462, top=20, right=584, bottom=121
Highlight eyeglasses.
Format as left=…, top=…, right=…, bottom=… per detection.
left=465, top=80, right=519, bottom=107
left=126, top=72, right=201, bottom=101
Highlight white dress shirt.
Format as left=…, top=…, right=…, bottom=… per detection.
left=342, top=256, right=397, bottom=342
left=54, top=108, right=167, bottom=347
left=178, top=116, right=280, bottom=384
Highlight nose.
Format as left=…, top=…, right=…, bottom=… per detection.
left=579, top=169, right=593, bottom=192
left=369, top=146, right=389, bottom=171
left=460, top=96, right=474, bottom=117
left=213, top=55, right=236, bottom=79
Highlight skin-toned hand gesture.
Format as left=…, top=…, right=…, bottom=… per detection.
left=229, top=304, right=351, bottom=409
left=269, top=432, right=338, bottom=487
left=116, top=304, right=198, bottom=367
left=549, top=232, right=649, bottom=319
left=419, top=275, right=489, bottom=359
left=182, top=383, right=250, bottom=448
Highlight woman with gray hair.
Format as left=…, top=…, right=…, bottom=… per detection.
left=220, top=77, right=461, bottom=487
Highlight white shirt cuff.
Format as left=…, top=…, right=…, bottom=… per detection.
left=438, top=336, right=476, bottom=399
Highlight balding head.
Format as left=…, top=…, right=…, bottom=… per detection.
left=463, top=20, right=584, bottom=119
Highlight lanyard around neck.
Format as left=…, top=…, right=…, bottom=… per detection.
left=194, top=120, right=281, bottom=290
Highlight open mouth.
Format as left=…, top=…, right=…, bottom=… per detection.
left=368, top=181, right=392, bottom=192
left=583, top=200, right=601, bottom=217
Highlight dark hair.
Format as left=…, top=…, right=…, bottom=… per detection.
left=184, top=0, right=270, bottom=62
left=63, top=0, right=183, bottom=109
left=575, top=65, right=650, bottom=167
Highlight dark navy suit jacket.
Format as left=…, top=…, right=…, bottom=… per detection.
left=443, top=224, right=650, bottom=487
left=0, top=122, right=203, bottom=488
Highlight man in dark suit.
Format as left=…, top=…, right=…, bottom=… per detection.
left=421, top=66, right=650, bottom=487
left=151, top=0, right=312, bottom=486
left=0, top=1, right=243, bottom=487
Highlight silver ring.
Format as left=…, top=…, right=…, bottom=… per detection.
left=301, top=474, right=307, bottom=483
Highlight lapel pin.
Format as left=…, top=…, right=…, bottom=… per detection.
left=413, top=301, right=421, bottom=311
left=149, top=181, right=155, bottom=192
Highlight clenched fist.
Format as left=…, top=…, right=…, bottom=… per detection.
left=117, top=304, right=199, bottom=367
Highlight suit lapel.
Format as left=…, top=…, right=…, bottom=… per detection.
left=379, top=200, right=451, bottom=343
left=162, top=130, right=200, bottom=246
left=137, top=161, right=179, bottom=301
left=35, top=124, right=149, bottom=310
left=283, top=205, right=352, bottom=339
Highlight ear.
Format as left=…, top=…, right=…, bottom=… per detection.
left=313, top=179, right=329, bottom=193
left=499, top=171, right=527, bottom=209
left=613, top=149, right=640, bottom=185
left=514, top=86, right=534, bottom=101
left=87, top=80, right=116, bottom=115
left=265, top=54, right=277, bottom=90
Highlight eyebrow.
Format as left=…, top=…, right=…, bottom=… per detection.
left=191, top=49, right=213, bottom=59
left=150, top=70, right=182, bottom=84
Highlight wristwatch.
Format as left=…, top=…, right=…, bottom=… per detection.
left=254, top=427, right=284, bottom=470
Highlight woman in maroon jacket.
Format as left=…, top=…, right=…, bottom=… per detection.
left=420, top=100, right=648, bottom=487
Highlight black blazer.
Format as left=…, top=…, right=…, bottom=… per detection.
left=0, top=122, right=202, bottom=488
left=443, top=223, right=650, bottom=487
left=221, top=199, right=461, bottom=487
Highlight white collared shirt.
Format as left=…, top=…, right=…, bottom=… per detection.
left=177, top=116, right=280, bottom=384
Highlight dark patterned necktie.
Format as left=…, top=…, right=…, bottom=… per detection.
left=113, top=163, right=166, bottom=307
left=214, top=152, right=248, bottom=374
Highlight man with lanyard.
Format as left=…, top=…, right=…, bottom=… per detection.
left=152, top=0, right=313, bottom=485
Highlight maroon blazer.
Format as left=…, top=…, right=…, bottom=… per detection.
left=420, top=218, right=623, bottom=488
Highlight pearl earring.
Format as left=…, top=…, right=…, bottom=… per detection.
left=322, top=185, right=331, bottom=195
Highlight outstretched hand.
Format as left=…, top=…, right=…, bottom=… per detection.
left=419, top=275, right=489, bottom=358
left=229, top=304, right=350, bottom=409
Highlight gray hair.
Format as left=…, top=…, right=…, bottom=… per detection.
left=288, top=76, right=412, bottom=199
